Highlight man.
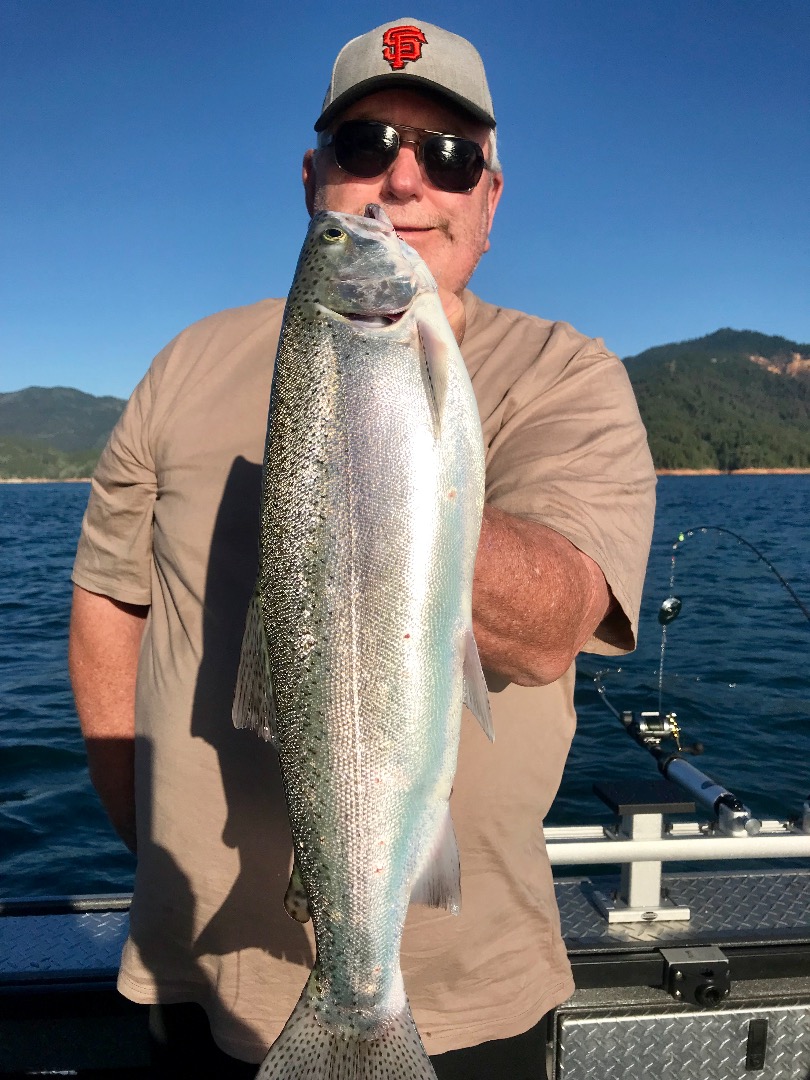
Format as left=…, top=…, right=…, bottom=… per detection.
left=69, top=18, right=655, bottom=1080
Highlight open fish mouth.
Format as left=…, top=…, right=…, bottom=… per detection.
left=342, top=310, right=405, bottom=327
left=365, top=203, right=393, bottom=226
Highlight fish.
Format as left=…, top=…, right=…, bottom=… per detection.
left=233, top=203, right=493, bottom=1080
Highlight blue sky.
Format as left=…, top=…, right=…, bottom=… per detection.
left=3, top=0, right=808, bottom=399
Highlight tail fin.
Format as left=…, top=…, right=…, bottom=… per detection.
left=256, top=983, right=437, bottom=1080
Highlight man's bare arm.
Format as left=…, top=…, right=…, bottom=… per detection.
left=68, top=585, right=148, bottom=854
left=435, top=290, right=612, bottom=686
left=473, top=505, right=612, bottom=686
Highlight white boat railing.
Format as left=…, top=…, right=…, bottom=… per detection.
left=545, top=805, right=810, bottom=924
left=545, top=818, right=810, bottom=866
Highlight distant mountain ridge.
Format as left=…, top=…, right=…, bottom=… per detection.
left=624, top=327, right=810, bottom=366
left=1, top=328, right=809, bottom=478
left=0, top=387, right=126, bottom=479
left=0, top=386, right=126, bottom=453
left=623, top=328, right=810, bottom=471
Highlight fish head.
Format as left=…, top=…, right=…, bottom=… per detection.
left=290, top=205, right=435, bottom=329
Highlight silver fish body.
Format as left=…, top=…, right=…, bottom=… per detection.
left=234, top=205, right=491, bottom=1079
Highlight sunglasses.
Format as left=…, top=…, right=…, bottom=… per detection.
left=318, top=120, right=489, bottom=194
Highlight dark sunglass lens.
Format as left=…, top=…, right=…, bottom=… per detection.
left=334, top=121, right=399, bottom=178
left=422, top=136, right=485, bottom=192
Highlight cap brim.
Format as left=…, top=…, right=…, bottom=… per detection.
left=314, top=74, right=496, bottom=131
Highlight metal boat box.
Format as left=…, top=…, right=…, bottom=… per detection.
left=549, top=869, right=810, bottom=1079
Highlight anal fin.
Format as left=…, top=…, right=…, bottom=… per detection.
left=284, top=859, right=311, bottom=923
left=410, top=808, right=461, bottom=915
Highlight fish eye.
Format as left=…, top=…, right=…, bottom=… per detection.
left=322, top=227, right=346, bottom=244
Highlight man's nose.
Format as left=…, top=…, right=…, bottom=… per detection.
left=380, top=144, right=424, bottom=200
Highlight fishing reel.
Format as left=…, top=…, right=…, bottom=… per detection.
left=620, top=710, right=704, bottom=757
left=615, top=594, right=703, bottom=755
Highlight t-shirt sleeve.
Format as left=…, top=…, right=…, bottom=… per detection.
left=72, top=363, right=158, bottom=607
left=481, top=325, right=656, bottom=655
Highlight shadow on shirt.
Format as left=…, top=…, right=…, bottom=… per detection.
left=128, top=454, right=313, bottom=1034
left=191, top=454, right=312, bottom=966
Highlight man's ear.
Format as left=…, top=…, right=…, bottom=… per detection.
left=482, top=171, right=504, bottom=253
left=302, top=149, right=317, bottom=217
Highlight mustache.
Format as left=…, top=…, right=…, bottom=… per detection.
left=343, top=201, right=450, bottom=235
left=377, top=213, right=452, bottom=237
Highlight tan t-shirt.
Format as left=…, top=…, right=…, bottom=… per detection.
left=72, top=290, right=655, bottom=1061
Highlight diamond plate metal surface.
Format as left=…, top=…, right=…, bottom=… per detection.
left=557, top=1003, right=810, bottom=1079
left=557, top=869, right=810, bottom=952
left=0, top=910, right=128, bottom=982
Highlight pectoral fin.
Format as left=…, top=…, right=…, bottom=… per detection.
left=410, top=808, right=461, bottom=914
left=232, top=586, right=277, bottom=746
left=417, top=315, right=453, bottom=434
left=463, top=629, right=494, bottom=742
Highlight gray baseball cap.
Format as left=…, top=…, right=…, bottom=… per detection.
left=315, top=18, right=496, bottom=132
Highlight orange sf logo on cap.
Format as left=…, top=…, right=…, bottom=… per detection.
left=382, top=25, right=428, bottom=71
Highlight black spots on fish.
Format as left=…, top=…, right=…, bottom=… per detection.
left=290, top=263, right=326, bottom=307
left=258, top=997, right=438, bottom=1077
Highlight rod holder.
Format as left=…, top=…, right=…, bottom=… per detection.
left=588, top=780, right=693, bottom=924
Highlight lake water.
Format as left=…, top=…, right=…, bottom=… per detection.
left=0, top=476, right=808, bottom=898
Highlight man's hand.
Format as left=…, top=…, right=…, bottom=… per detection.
left=439, top=287, right=466, bottom=345
left=472, top=506, right=612, bottom=686
left=69, top=586, right=148, bottom=854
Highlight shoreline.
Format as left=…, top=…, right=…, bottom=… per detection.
left=2, top=469, right=810, bottom=484
left=0, top=477, right=92, bottom=484
left=656, top=468, right=810, bottom=476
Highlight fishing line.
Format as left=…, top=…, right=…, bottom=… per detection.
left=670, top=525, right=810, bottom=624
left=584, top=524, right=808, bottom=725
left=584, top=665, right=711, bottom=727
left=660, top=524, right=808, bottom=714
left=588, top=666, right=624, bottom=721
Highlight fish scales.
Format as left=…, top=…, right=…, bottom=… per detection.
left=234, top=205, right=490, bottom=1079
left=266, top=307, right=465, bottom=998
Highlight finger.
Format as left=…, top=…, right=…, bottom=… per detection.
left=439, top=288, right=466, bottom=345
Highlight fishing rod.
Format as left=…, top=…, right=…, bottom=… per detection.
left=591, top=523, right=809, bottom=837
left=670, top=524, right=810, bottom=624
left=595, top=665, right=761, bottom=837
left=546, top=533, right=810, bottom=924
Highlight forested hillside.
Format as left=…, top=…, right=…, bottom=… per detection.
left=624, top=329, right=810, bottom=470
left=2, top=330, right=809, bottom=477
left=0, top=387, right=125, bottom=479
left=0, top=436, right=100, bottom=480
left=0, top=387, right=125, bottom=451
